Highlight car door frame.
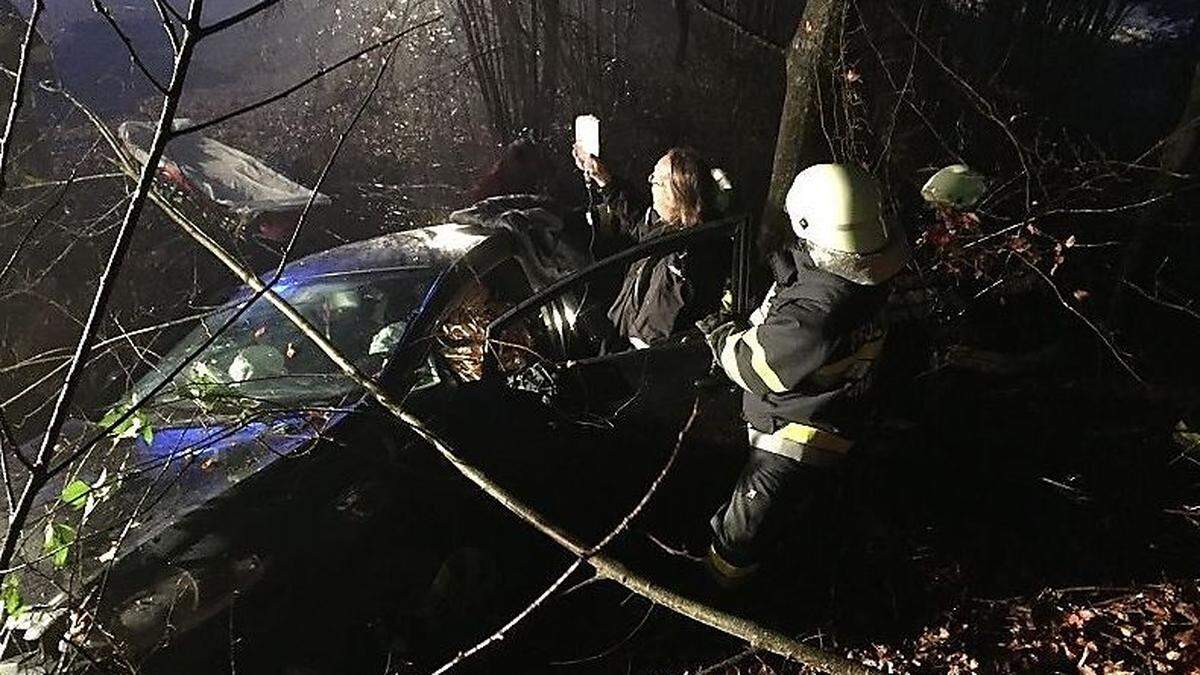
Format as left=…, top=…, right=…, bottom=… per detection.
left=482, top=213, right=752, bottom=375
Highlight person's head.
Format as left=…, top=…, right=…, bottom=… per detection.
left=648, top=147, right=715, bottom=228
left=785, top=163, right=909, bottom=285
left=470, top=135, right=548, bottom=202
left=785, top=163, right=888, bottom=254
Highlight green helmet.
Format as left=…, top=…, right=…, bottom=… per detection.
left=785, top=163, right=889, bottom=254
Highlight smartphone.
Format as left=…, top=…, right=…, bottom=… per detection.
left=575, top=114, right=600, bottom=158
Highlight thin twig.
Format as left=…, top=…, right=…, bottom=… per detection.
left=693, top=0, right=785, bottom=56
left=151, top=0, right=182, bottom=52
left=0, top=309, right=219, bottom=376
left=696, top=646, right=762, bottom=675
left=0, top=407, right=19, bottom=508
left=1121, top=280, right=1200, bottom=324
left=1038, top=184, right=1200, bottom=217
left=642, top=531, right=705, bottom=561
left=173, top=15, right=444, bottom=138
left=200, top=0, right=283, bottom=37
left=90, top=0, right=168, bottom=93
left=1017, top=255, right=1144, bottom=384
left=548, top=598, right=654, bottom=665
left=436, top=397, right=703, bottom=674
left=5, top=171, right=123, bottom=191
left=431, top=560, right=585, bottom=675
left=0, top=0, right=43, bottom=193
left=0, top=0, right=205, bottom=591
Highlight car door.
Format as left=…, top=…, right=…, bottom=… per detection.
left=484, top=214, right=751, bottom=431
left=404, top=216, right=751, bottom=539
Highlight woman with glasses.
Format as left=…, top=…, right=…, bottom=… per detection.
left=572, top=145, right=727, bottom=349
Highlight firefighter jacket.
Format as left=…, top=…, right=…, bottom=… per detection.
left=600, top=179, right=726, bottom=347
left=710, top=237, right=907, bottom=465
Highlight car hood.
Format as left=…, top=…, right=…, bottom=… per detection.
left=7, top=409, right=346, bottom=624
left=3, top=223, right=505, bottom=651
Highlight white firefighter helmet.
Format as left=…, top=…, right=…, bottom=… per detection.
left=920, top=164, right=986, bottom=210
left=785, top=163, right=888, bottom=254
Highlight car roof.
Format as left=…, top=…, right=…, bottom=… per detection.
left=274, top=223, right=495, bottom=286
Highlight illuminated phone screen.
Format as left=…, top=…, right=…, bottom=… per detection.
left=575, top=115, right=600, bottom=157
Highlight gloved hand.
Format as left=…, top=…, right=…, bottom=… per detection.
left=695, top=311, right=744, bottom=364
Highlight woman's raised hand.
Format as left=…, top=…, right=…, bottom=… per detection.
left=572, top=142, right=610, bottom=187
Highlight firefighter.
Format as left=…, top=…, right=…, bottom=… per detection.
left=698, top=163, right=909, bottom=585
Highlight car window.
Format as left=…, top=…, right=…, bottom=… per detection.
left=486, top=217, right=742, bottom=364
left=434, top=259, right=567, bottom=380
left=131, top=268, right=440, bottom=410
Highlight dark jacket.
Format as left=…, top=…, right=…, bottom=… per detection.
left=712, top=236, right=907, bottom=459
left=599, top=179, right=726, bottom=345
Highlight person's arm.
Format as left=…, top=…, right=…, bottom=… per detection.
left=573, top=143, right=646, bottom=240
left=707, top=299, right=836, bottom=395
left=624, top=254, right=691, bottom=345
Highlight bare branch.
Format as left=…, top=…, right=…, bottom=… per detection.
left=0, top=0, right=205, bottom=591
left=696, top=646, right=762, bottom=675
left=1038, top=184, right=1200, bottom=217
left=199, top=0, right=283, bottom=37
left=172, top=14, right=443, bottom=138
left=431, top=560, right=585, bottom=675
left=693, top=0, right=785, bottom=56
left=90, top=0, right=169, bottom=94
left=0, top=0, right=43, bottom=194
left=0, top=407, right=20, bottom=508
left=6, top=171, right=124, bottom=191
left=0, top=309, right=218, bottom=377
left=151, top=0, right=182, bottom=53
left=0, top=140, right=102, bottom=288
left=42, top=10, right=419, bottom=478
left=1018, top=256, right=1144, bottom=384
left=1121, top=280, right=1200, bottom=324
left=437, top=397, right=701, bottom=673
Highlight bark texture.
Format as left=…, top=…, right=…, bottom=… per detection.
left=760, top=0, right=846, bottom=253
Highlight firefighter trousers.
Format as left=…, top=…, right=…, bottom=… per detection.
left=709, top=447, right=827, bottom=572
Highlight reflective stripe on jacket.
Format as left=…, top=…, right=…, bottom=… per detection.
left=714, top=244, right=895, bottom=464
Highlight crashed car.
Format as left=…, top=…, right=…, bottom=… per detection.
left=1, top=211, right=749, bottom=670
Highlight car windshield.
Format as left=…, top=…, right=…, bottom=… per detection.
left=131, top=269, right=439, bottom=409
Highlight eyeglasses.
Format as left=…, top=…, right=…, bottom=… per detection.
left=648, top=174, right=668, bottom=188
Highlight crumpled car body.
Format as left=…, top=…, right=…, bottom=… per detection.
left=0, top=215, right=747, bottom=671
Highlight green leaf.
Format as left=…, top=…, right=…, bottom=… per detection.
left=140, top=422, right=154, bottom=445
left=98, top=403, right=129, bottom=430
left=43, top=522, right=76, bottom=569
left=99, top=402, right=147, bottom=440
left=60, top=480, right=91, bottom=509
left=1, top=574, right=21, bottom=616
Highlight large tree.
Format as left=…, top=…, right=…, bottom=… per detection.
left=759, top=0, right=846, bottom=253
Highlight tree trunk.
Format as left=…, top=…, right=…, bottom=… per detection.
left=1159, top=60, right=1200, bottom=175
left=759, top=0, right=846, bottom=255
